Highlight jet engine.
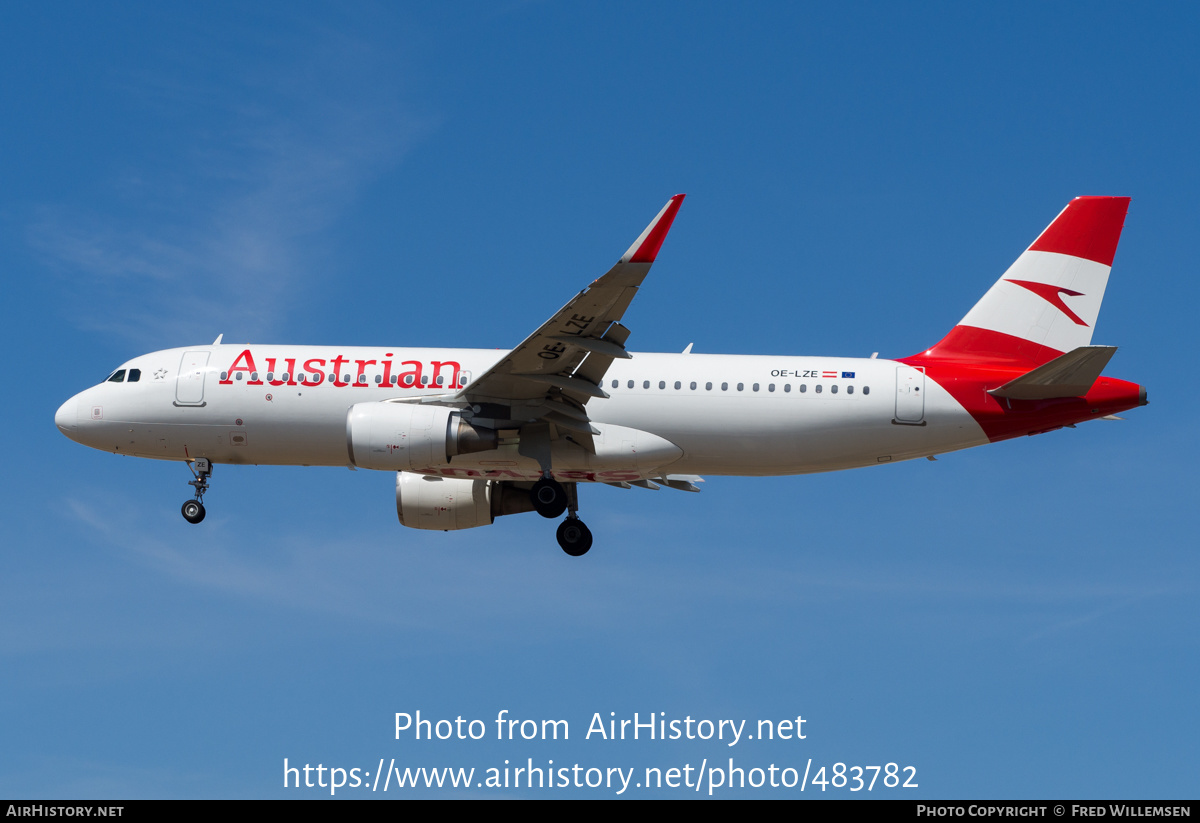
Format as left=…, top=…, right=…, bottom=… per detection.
left=347, top=403, right=498, bottom=471
left=396, top=472, right=494, bottom=530
left=395, top=472, right=536, bottom=530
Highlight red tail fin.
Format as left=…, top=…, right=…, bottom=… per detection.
left=916, top=197, right=1130, bottom=367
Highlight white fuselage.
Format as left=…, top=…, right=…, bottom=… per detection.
left=55, top=344, right=987, bottom=481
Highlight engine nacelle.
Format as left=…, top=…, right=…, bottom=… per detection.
left=347, top=402, right=497, bottom=471
left=396, top=472, right=495, bottom=531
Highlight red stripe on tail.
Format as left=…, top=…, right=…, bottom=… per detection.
left=1027, top=196, right=1130, bottom=266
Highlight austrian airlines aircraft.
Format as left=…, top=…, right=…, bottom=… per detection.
left=55, top=195, right=1145, bottom=556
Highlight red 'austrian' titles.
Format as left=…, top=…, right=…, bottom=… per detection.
left=218, top=349, right=464, bottom=389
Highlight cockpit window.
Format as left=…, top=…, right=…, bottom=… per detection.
left=107, top=369, right=126, bottom=383
left=128, top=368, right=141, bottom=383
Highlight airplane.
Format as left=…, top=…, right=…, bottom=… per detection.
left=55, top=194, right=1146, bottom=556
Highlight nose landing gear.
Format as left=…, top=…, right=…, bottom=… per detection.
left=181, top=458, right=212, bottom=524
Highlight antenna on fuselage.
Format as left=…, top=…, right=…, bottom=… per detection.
left=212, top=334, right=223, bottom=345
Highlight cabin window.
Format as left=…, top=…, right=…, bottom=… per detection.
left=815, top=384, right=822, bottom=393
left=721, top=382, right=728, bottom=391
left=374, top=374, right=382, bottom=384
left=800, top=384, right=807, bottom=392
left=690, top=381, right=697, bottom=390
left=250, top=372, right=258, bottom=382
left=435, top=375, right=444, bottom=386
left=107, top=369, right=126, bottom=383
left=235, top=373, right=243, bottom=381
left=643, top=380, right=650, bottom=389
left=768, top=383, right=775, bottom=392
left=831, top=384, right=838, bottom=394
left=659, top=380, right=666, bottom=389
left=863, top=386, right=870, bottom=395
left=752, top=383, right=759, bottom=392
left=612, top=379, right=618, bottom=389
left=628, top=380, right=634, bottom=389
left=784, top=383, right=791, bottom=393
left=737, top=383, right=744, bottom=391
left=847, top=385, right=854, bottom=394
left=706, top=382, right=712, bottom=391
left=674, top=381, right=681, bottom=390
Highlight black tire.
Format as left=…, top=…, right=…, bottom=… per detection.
left=530, top=477, right=567, bottom=519
left=557, top=518, right=592, bottom=557
left=181, top=500, right=206, bottom=524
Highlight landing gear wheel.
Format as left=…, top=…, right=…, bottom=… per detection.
left=557, top=518, right=592, bottom=557
left=530, top=477, right=568, bottom=518
left=181, top=499, right=206, bottom=524
left=182, top=458, right=212, bottom=524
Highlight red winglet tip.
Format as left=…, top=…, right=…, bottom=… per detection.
left=628, top=194, right=686, bottom=263
left=1028, top=196, right=1131, bottom=267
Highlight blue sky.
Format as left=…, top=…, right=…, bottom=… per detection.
left=2, top=1, right=1196, bottom=798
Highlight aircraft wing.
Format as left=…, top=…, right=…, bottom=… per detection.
left=456, top=195, right=685, bottom=427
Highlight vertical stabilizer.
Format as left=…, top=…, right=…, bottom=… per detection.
left=918, top=197, right=1130, bottom=366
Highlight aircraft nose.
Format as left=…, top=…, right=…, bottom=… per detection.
left=55, top=397, right=78, bottom=435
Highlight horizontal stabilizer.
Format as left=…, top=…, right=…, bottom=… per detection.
left=988, top=345, right=1117, bottom=400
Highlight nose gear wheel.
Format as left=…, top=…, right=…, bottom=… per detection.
left=181, top=458, right=212, bottom=525
left=181, top=499, right=205, bottom=524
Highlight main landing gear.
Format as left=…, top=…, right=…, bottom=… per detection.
left=530, top=476, right=593, bottom=557
left=556, top=518, right=592, bottom=557
left=181, top=458, right=212, bottom=524
left=530, top=476, right=567, bottom=518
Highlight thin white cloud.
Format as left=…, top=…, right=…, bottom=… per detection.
left=56, top=491, right=1193, bottom=654
left=29, top=19, right=435, bottom=347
